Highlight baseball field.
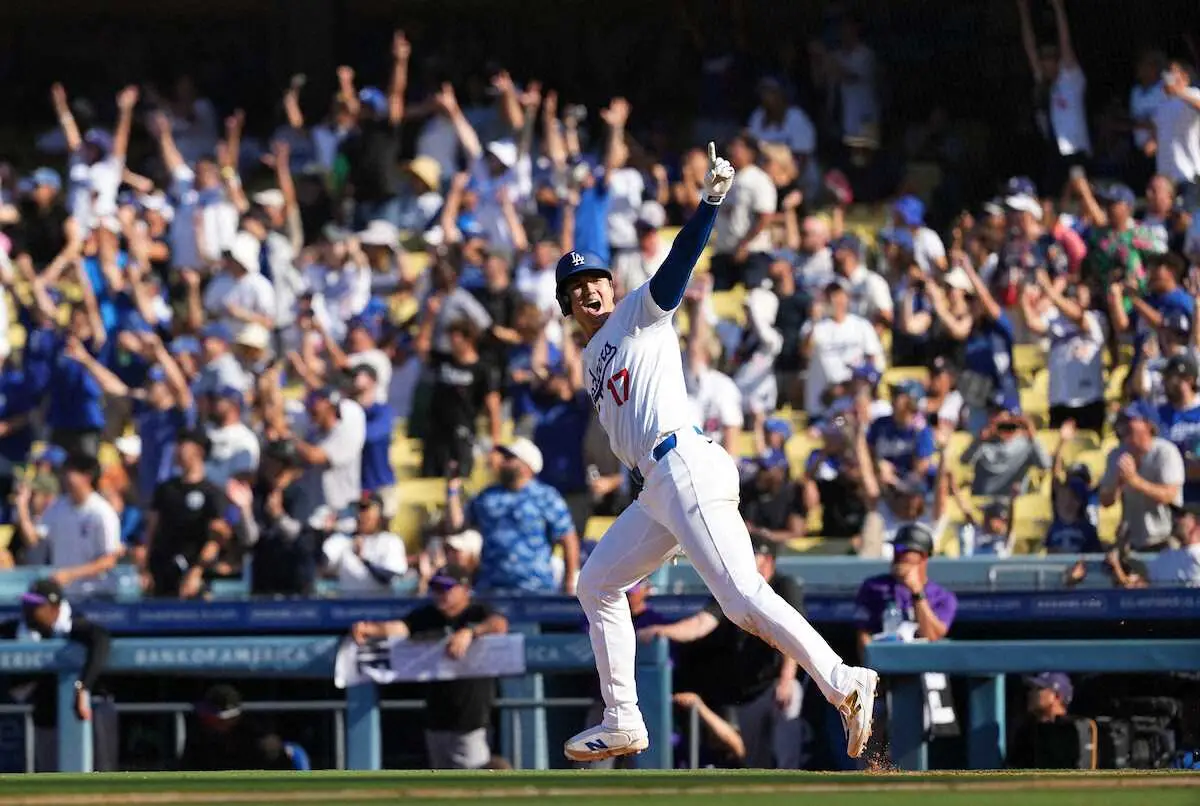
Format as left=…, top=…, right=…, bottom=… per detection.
left=1, top=770, right=1197, bottom=806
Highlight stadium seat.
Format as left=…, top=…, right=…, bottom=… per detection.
left=710, top=288, right=747, bottom=325
left=1105, top=364, right=1130, bottom=402
left=1098, top=502, right=1122, bottom=543
left=584, top=516, right=616, bottom=541
left=0, top=524, right=12, bottom=551
left=880, top=367, right=929, bottom=399
left=1070, top=449, right=1110, bottom=486
left=1012, top=344, right=1046, bottom=382
left=784, top=433, right=822, bottom=478
left=1012, top=493, right=1053, bottom=542
left=1019, top=387, right=1048, bottom=427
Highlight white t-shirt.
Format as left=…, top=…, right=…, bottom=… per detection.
left=322, top=531, right=409, bottom=595
left=686, top=366, right=742, bottom=442
left=581, top=283, right=696, bottom=471
left=795, top=248, right=835, bottom=293
left=348, top=348, right=391, bottom=404
left=417, top=115, right=460, bottom=184
left=1148, top=543, right=1200, bottom=586
left=68, top=152, right=123, bottom=231
left=1152, top=88, right=1200, bottom=183
left=747, top=106, right=818, bottom=193
left=912, top=227, right=947, bottom=273
left=1045, top=308, right=1106, bottom=407
left=714, top=164, right=777, bottom=255
left=169, top=165, right=239, bottom=268
left=835, top=44, right=880, bottom=141
left=1130, top=82, right=1166, bottom=149
left=206, top=421, right=261, bottom=486
left=845, top=266, right=893, bottom=322
left=204, top=272, right=277, bottom=332
left=935, top=391, right=965, bottom=430
left=302, top=398, right=367, bottom=511
left=802, top=314, right=886, bottom=415
left=606, top=168, right=646, bottom=251
left=1049, top=65, right=1091, bottom=156
left=515, top=261, right=560, bottom=317
left=312, top=123, right=352, bottom=173
left=468, top=156, right=516, bottom=248
left=43, top=493, right=122, bottom=596
left=612, top=242, right=670, bottom=296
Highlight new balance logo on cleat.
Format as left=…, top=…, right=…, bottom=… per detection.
left=584, top=739, right=609, bottom=751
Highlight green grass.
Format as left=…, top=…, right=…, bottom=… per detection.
left=1, top=769, right=1196, bottom=806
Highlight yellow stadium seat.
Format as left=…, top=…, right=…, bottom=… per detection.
left=710, top=288, right=747, bottom=325
left=1012, top=493, right=1054, bottom=536
left=1012, top=344, right=1046, bottom=382
left=0, top=524, right=13, bottom=551
left=585, top=517, right=617, bottom=541
left=1098, top=503, right=1122, bottom=543
left=1034, top=429, right=1101, bottom=465
left=1070, top=448, right=1110, bottom=485
left=1019, top=387, right=1048, bottom=427
left=396, top=477, right=449, bottom=510
left=1106, top=364, right=1130, bottom=403
left=785, top=434, right=822, bottom=477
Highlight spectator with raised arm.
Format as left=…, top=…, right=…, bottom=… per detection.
left=1016, top=0, right=1091, bottom=195
left=1100, top=404, right=1184, bottom=551
left=710, top=134, right=777, bottom=290
left=1143, top=59, right=1200, bottom=187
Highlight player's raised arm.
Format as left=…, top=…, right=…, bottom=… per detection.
left=647, top=142, right=734, bottom=312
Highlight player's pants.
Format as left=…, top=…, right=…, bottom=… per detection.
left=576, top=430, right=851, bottom=733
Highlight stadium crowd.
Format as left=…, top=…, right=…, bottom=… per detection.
left=0, top=0, right=1198, bottom=612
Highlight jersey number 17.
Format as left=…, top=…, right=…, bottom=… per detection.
left=607, top=368, right=630, bottom=406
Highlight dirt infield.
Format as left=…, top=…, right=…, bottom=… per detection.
left=3, top=770, right=1197, bottom=806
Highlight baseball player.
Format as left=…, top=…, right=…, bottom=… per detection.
left=560, top=143, right=878, bottom=764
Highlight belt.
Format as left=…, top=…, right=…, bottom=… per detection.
left=632, top=427, right=704, bottom=487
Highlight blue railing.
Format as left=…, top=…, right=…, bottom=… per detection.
left=0, top=633, right=671, bottom=773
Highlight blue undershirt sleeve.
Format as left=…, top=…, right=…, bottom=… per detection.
left=648, top=201, right=720, bottom=312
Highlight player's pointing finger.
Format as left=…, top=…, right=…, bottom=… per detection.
left=708, top=141, right=717, bottom=166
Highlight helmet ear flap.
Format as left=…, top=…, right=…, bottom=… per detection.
left=557, top=289, right=572, bottom=317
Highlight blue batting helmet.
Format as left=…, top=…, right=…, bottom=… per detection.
left=555, top=251, right=612, bottom=316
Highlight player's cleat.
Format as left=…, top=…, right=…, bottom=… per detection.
left=563, top=724, right=649, bottom=762
left=838, top=666, right=879, bottom=758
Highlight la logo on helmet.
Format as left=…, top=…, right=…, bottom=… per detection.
left=570, top=252, right=585, bottom=267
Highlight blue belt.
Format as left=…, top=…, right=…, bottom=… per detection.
left=632, top=427, right=704, bottom=487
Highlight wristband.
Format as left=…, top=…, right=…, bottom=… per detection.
left=703, top=193, right=725, bottom=205
left=912, top=590, right=926, bottom=603
left=74, top=681, right=86, bottom=692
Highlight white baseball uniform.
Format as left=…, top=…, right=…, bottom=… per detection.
left=577, top=280, right=853, bottom=734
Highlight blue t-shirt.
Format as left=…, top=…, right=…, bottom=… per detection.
left=46, top=336, right=106, bottom=431
left=1144, top=287, right=1195, bottom=320
left=507, top=342, right=564, bottom=424
left=361, top=402, right=397, bottom=492
left=135, top=403, right=193, bottom=504
left=0, top=370, right=37, bottom=465
left=1044, top=517, right=1103, bottom=554
left=1156, top=401, right=1200, bottom=502
left=572, top=174, right=610, bottom=265
left=963, top=312, right=1018, bottom=404
left=534, top=392, right=591, bottom=495
left=82, top=249, right=127, bottom=334
left=867, top=415, right=935, bottom=476
left=21, top=321, right=58, bottom=399
left=469, top=479, right=575, bottom=593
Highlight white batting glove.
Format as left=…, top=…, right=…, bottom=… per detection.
left=703, top=141, right=735, bottom=204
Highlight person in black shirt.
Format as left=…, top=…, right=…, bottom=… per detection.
left=423, top=319, right=501, bottom=479
left=739, top=449, right=807, bottom=546
left=0, top=579, right=111, bottom=772
left=470, top=251, right=524, bottom=383
left=10, top=168, right=71, bottom=272
left=352, top=564, right=509, bottom=769
left=339, top=32, right=410, bottom=229
left=179, top=684, right=293, bottom=771
left=143, top=428, right=230, bottom=598
left=801, top=417, right=869, bottom=539
left=251, top=439, right=317, bottom=596
left=640, top=536, right=806, bottom=768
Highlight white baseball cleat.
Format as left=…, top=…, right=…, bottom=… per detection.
left=839, top=666, right=880, bottom=759
left=563, top=724, right=649, bottom=762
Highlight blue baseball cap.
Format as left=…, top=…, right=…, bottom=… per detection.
left=852, top=362, right=881, bottom=387
left=555, top=251, right=612, bottom=316
left=878, top=227, right=914, bottom=251
left=346, top=315, right=382, bottom=342
left=764, top=417, right=793, bottom=441
left=30, top=167, right=62, bottom=192
left=987, top=390, right=1021, bottom=415
left=830, top=233, right=863, bottom=255
left=200, top=322, right=234, bottom=343
left=1098, top=183, right=1136, bottom=206
left=1004, top=176, right=1038, bottom=198
left=1065, top=475, right=1091, bottom=501
left=34, top=445, right=68, bottom=468
left=1120, top=401, right=1157, bottom=425
left=169, top=336, right=200, bottom=357
left=758, top=448, right=790, bottom=473
left=83, top=128, right=113, bottom=152
left=358, top=87, right=388, bottom=116
left=1025, top=672, right=1073, bottom=706
left=893, top=195, right=925, bottom=227
left=891, top=379, right=926, bottom=400
left=210, top=385, right=244, bottom=407
left=1161, top=310, right=1192, bottom=336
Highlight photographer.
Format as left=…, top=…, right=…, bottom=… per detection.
left=960, top=394, right=1050, bottom=496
